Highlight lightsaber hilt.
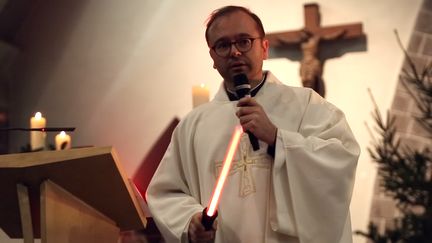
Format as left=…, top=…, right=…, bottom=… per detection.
left=201, top=207, right=218, bottom=231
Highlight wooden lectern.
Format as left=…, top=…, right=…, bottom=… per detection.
left=0, top=146, right=147, bottom=243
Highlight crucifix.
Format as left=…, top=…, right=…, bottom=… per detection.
left=266, top=3, right=366, bottom=97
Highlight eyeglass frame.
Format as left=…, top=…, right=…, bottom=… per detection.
left=210, top=37, right=263, bottom=57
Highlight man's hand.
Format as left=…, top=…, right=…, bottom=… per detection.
left=188, top=212, right=217, bottom=243
left=236, top=97, right=277, bottom=145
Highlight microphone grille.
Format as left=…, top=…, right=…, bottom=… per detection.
left=233, top=73, right=250, bottom=86
left=233, top=73, right=251, bottom=98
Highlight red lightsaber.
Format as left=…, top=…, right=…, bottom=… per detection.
left=201, top=125, right=243, bottom=230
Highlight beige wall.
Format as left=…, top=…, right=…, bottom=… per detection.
left=3, top=0, right=423, bottom=242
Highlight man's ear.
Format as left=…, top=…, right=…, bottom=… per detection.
left=262, top=39, right=269, bottom=60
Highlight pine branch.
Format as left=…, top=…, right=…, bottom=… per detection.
left=395, top=29, right=432, bottom=136
left=357, top=30, right=432, bottom=242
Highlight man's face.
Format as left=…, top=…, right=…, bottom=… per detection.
left=207, top=11, right=269, bottom=87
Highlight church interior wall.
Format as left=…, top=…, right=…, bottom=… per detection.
left=0, top=0, right=425, bottom=242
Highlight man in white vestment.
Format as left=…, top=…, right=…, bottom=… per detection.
left=146, top=5, right=360, bottom=243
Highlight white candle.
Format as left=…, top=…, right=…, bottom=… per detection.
left=30, top=112, right=46, bottom=151
left=192, top=84, right=210, bottom=108
left=55, top=131, right=71, bottom=150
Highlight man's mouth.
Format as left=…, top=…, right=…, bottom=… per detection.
left=230, top=62, right=246, bottom=69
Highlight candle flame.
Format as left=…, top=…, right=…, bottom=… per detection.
left=207, top=125, right=243, bottom=217
left=59, top=131, right=66, bottom=136
left=200, top=83, right=206, bottom=88
left=35, top=112, right=42, bottom=119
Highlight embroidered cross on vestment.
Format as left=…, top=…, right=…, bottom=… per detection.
left=215, top=135, right=271, bottom=197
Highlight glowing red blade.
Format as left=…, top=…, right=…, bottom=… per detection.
left=206, top=125, right=243, bottom=217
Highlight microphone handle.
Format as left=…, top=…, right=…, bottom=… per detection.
left=241, top=94, right=260, bottom=151
left=246, top=131, right=259, bottom=151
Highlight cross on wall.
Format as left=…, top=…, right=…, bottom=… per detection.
left=266, top=3, right=367, bottom=97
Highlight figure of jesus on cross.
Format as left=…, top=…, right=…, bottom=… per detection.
left=267, top=3, right=366, bottom=97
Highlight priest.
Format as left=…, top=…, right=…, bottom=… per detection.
left=146, top=5, right=360, bottom=243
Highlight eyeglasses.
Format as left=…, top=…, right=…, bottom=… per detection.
left=211, top=37, right=261, bottom=57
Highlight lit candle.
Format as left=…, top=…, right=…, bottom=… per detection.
left=30, top=112, right=46, bottom=151
left=55, top=131, right=71, bottom=150
left=192, top=84, right=210, bottom=108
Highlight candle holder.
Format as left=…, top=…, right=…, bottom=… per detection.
left=0, top=127, right=76, bottom=153
left=20, top=143, right=55, bottom=153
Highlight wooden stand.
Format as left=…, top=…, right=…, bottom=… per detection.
left=0, top=147, right=147, bottom=243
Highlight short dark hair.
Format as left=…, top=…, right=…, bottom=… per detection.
left=205, top=6, right=265, bottom=46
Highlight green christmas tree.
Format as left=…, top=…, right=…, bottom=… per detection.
left=356, top=32, right=432, bottom=242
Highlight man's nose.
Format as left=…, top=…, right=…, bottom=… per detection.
left=229, top=44, right=242, bottom=57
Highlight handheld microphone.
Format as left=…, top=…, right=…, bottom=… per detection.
left=233, top=73, right=260, bottom=151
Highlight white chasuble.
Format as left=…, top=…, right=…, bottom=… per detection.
left=146, top=71, right=360, bottom=243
